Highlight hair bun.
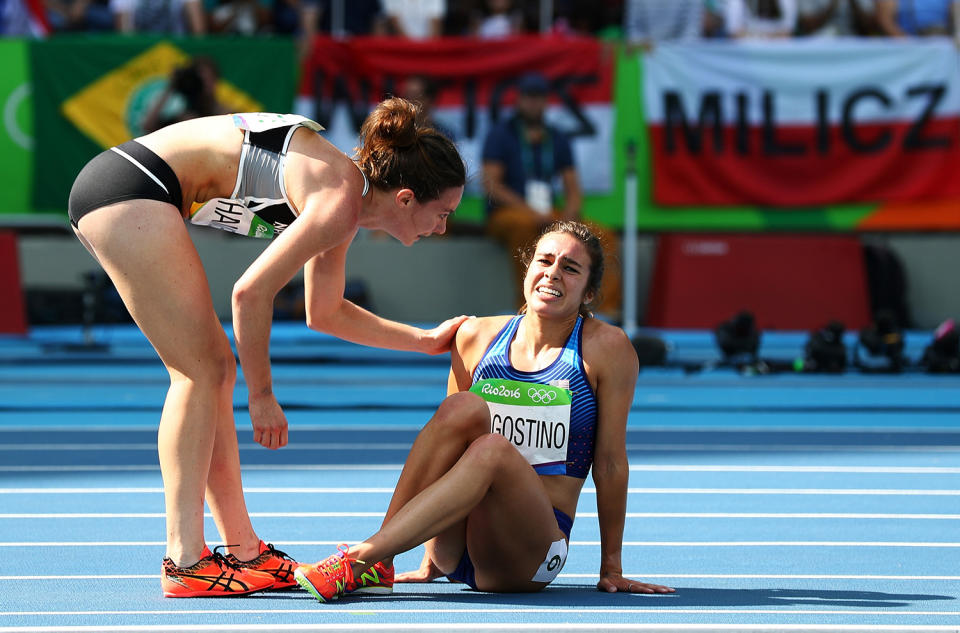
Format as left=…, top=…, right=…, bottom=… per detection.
left=355, top=97, right=465, bottom=202
left=369, top=97, right=419, bottom=149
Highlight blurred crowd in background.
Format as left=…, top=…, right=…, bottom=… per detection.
left=2, top=1, right=958, bottom=45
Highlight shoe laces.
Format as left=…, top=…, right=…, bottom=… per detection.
left=211, top=545, right=244, bottom=571
left=316, top=544, right=361, bottom=577
left=261, top=543, right=294, bottom=562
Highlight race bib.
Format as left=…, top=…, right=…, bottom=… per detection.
left=470, top=378, right=571, bottom=470
left=232, top=112, right=324, bottom=133
left=189, top=199, right=275, bottom=238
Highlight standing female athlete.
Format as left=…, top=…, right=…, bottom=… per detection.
left=295, top=220, right=674, bottom=599
left=67, top=99, right=467, bottom=597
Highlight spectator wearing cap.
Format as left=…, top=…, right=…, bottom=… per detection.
left=481, top=72, right=622, bottom=318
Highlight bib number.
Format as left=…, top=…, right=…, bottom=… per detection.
left=470, top=378, right=571, bottom=469
left=189, top=198, right=275, bottom=238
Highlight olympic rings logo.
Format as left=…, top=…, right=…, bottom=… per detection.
left=528, top=387, right=558, bottom=404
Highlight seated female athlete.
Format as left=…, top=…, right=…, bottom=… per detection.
left=295, top=220, right=675, bottom=599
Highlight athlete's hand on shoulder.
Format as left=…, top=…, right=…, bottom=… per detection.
left=597, top=572, right=675, bottom=594
left=395, top=553, right=446, bottom=583
left=248, top=393, right=289, bottom=450
left=419, top=315, right=473, bottom=355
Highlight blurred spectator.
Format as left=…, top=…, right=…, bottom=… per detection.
left=111, top=0, right=206, bottom=33
left=481, top=72, right=622, bottom=318
left=46, top=0, right=113, bottom=31
left=703, top=0, right=727, bottom=37
left=141, top=56, right=226, bottom=133
left=555, top=0, right=623, bottom=35
left=288, top=0, right=384, bottom=60
left=2, top=0, right=51, bottom=34
left=206, top=0, right=269, bottom=33
left=381, top=0, right=444, bottom=38
left=400, top=74, right=457, bottom=140
left=307, top=0, right=384, bottom=35
left=795, top=0, right=876, bottom=36
left=473, top=0, right=523, bottom=38
left=875, top=0, right=959, bottom=38
left=726, top=0, right=798, bottom=38
left=443, top=0, right=474, bottom=34
left=623, top=0, right=703, bottom=49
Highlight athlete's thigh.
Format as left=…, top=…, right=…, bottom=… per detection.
left=466, top=450, right=566, bottom=591
left=423, top=521, right=467, bottom=575
left=76, top=201, right=231, bottom=375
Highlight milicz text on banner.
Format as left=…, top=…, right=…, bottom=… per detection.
left=644, top=40, right=960, bottom=208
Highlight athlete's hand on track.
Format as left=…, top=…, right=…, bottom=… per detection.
left=395, top=552, right=447, bottom=583
left=598, top=573, right=675, bottom=594
left=420, top=315, right=472, bottom=355
left=249, top=393, right=289, bottom=450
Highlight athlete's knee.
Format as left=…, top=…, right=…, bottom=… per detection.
left=168, top=341, right=236, bottom=391
left=461, top=432, right=516, bottom=472
left=429, top=392, right=490, bottom=439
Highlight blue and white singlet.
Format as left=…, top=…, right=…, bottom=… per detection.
left=471, top=314, right=598, bottom=478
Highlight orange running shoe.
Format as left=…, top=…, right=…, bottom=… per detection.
left=226, top=541, right=301, bottom=590
left=348, top=560, right=394, bottom=595
left=162, top=546, right=275, bottom=598
left=294, top=545, right=356, bottom=603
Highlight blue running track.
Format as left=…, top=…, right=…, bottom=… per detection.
left=0, top=323, right=957, bottom=632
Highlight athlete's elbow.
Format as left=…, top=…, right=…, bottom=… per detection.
left=305, top=299, right=340, bottom=333
left=232, top=280, right=260, bottom=313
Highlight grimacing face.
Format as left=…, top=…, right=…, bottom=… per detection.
left=524, top=232, right=594, bottom=316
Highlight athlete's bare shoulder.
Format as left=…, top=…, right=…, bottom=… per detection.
left=454, top=314, right=515, bottom=370
left=580, top=317, right=637, bottom=378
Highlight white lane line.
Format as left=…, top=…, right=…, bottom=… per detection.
left=0, top=465, right=404, bottom=472
left=3, top=442, right=958, bottom=453
left=3, top=573, right=960, bottom=581
left=0, top=625, right=958, bottom=633
left=1, top=541, right=959, bottom=548
left=628, top=466, right=960, bottom=474
left=0, top=512, right=384, bottom=519
left=622, top=445, right=960, bottom=453
left=2, top=464, right=959, bottom=474
left=0, top=443, right=414, bottom=451
left=1, top=626, right=959, bottom=633
left=1, top=487, right=958, bottom=496
left=2, top=512, right=959, bottom=520
left=2, top=608, right=959, bottom=617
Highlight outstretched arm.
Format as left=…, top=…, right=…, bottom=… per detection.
left=303, top=241, right=468, bottom=354
left=590, top=326, right=675, bottom=594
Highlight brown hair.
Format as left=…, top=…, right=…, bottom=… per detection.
left=355, top=97, right=465, bottom=202
left=520, top=220, right=606, bottom=317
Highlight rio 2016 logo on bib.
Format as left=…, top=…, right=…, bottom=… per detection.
left=470, top=378, right=572, bottom=471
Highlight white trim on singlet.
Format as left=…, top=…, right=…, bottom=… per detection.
left=355, top=162, right=370, bottom=197
left=109, top=146, right=170, bottom=195
left=277, top=125, right=299, bottom=216
left=231, top=130, right=252, bottom=199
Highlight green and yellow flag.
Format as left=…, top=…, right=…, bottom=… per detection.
left=29, top=35, right=296, bottom=212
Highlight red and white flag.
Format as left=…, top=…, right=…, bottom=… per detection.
left=643, top=39, right=960, bottom=207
